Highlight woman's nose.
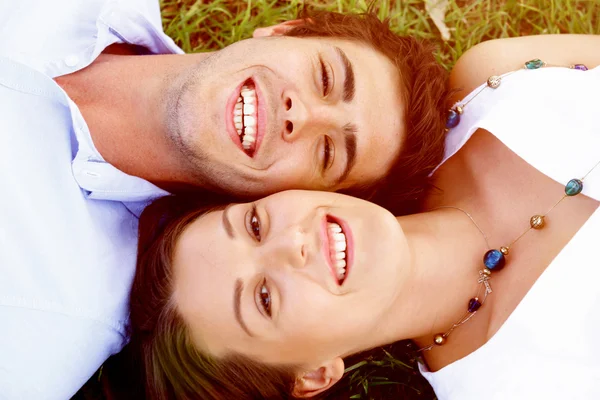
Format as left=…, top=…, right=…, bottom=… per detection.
left=266, top=226, right=308, bottom=270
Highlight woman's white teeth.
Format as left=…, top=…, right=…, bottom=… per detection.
left=235, top=84, right=258, bottom=151
left=333, top=239, right=346, bottom=252
left=327, top=222, right=347, bottom=282
left=329, top=224, right=342, bottom=233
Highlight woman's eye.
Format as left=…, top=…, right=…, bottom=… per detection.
left=322, top=136, right=335, bottom=171
left=258, top=280, right=272, bottom=317
left=320, top=59, right=333, bottom=97
left=249, top=205, right=261, bottom=242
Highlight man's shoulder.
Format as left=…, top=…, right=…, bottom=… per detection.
left=0, top=306, right=125, bottom=399
left=0, top=0, right=171, bottom=74
left=0, top=0, right=108, bottom=70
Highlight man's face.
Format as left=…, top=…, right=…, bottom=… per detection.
left=169, top=35, right=404, bottom=197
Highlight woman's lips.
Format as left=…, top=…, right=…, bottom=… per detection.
left=321, top=214, right=353, bottom=286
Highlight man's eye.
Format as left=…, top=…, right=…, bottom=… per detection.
left=322, top=136, right=335, bottom=171
left=248, top=205, right=261, bottom=242
left=320, top=59, right=333, bottom=97
left=258, top=280, right=272, bottom=317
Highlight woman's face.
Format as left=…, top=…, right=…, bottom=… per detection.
left=172, top=190, right=409, bottom=368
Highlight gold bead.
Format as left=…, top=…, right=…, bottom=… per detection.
left=487, top=75, right=501, bottom=89
left=433, top=334, right=446, bottom=346
left=483, top=268, right=491, bottom=275
left=500, top=246, right=509, bottom=255
left=455, top=105, right=464, bottom=114
left=530, top=215, right=545, bottom=229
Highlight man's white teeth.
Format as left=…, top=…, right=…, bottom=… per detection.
left=244, top=115, right=256, bottom=126
left=327, top=222, right=347, bottom=282
left=235, top=84, right=258, bottom=151
left=243, top=104, right=255, bottom=114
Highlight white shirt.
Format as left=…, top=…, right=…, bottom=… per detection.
left=420, top=66, right=600, bottom=399
left=0, top=1, right=181, bottom=398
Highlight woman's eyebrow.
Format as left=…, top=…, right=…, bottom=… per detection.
left=222, top=204, right=235, bottom=239
left=234, top=278, right=254, bottom=337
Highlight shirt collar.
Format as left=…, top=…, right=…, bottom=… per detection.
left=67, top=1, right=181, bottom=216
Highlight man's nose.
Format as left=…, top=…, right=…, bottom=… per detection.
left=281, top=91, right=337, bottom=142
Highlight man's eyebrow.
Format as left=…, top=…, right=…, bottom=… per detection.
left=234, top=278, right=254, bottom=337
left=335, top=46, right=355, bottom=103
left=222, top=204, right=235, bottom=239
left=336, top=123, right=358, bottom=185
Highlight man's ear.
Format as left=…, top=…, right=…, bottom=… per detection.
left=292, top=357, right=345, bottom=398
left=252, top=19, right=305, bottom=38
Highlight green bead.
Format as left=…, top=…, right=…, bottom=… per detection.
left=525, top=59, right=545, bottom=69
left=565, top=179, right=583, bottom=196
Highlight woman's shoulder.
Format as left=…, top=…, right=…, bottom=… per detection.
left=450, top=34, right=600, bottom=103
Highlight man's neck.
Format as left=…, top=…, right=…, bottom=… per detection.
left=54, top=49, right=212, bottom=190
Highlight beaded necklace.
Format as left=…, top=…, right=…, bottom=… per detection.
left=419, top=59, right=598, bottom=352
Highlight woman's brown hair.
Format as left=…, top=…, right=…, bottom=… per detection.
left=102, top=194, right=300, bottom=399
left=103, top=192, right=430, bottom=400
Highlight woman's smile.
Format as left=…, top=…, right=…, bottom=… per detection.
left=171, top=190, right=406, bottom=365
left=321, top=214, right=353, bottom=285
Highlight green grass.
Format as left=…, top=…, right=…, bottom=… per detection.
left=76, top=1, right=600, bottom=399
left=160, top=0, right=600, bottom=70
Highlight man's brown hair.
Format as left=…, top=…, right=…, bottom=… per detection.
left=285, top=8, right=450, bottom=214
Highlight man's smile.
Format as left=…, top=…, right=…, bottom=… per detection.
left=226, top=77, right=267, bottom=158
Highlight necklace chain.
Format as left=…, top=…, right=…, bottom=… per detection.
left=418, top=59, right=598, bottom=352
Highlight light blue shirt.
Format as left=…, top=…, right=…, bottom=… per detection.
left=0, top=0, right=182, bottom=398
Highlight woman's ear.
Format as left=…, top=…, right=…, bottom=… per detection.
left=292, top=357, right=345, bottom=398
left=252, top=19, right=306, bottom=38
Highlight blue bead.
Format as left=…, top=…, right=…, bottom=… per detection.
left=565, top=179, right=583, bottom=196
left=573, top=64, right=588, bottom=71
left=525, top=59, right=544, bottom=69
left=446, top=109, right=460, bottom=129
left=468, top=298, right=482, bottom=313
left=483, top=249, right=506, bottom=271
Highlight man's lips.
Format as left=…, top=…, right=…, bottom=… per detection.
left=225, top=78, right=267, bottom=158
left=225, top=81, right=245, bottom=152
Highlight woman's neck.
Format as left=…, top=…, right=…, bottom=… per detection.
left=373, top=209, right=489, bottom=347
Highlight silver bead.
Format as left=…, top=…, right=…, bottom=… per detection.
left=455, top=105, right=464, bottom=115
left=500, top=246, right=509, bottom=256
left=487, top=75, right=501, bottom=89
left=483, top=267, right=492, bottom=276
